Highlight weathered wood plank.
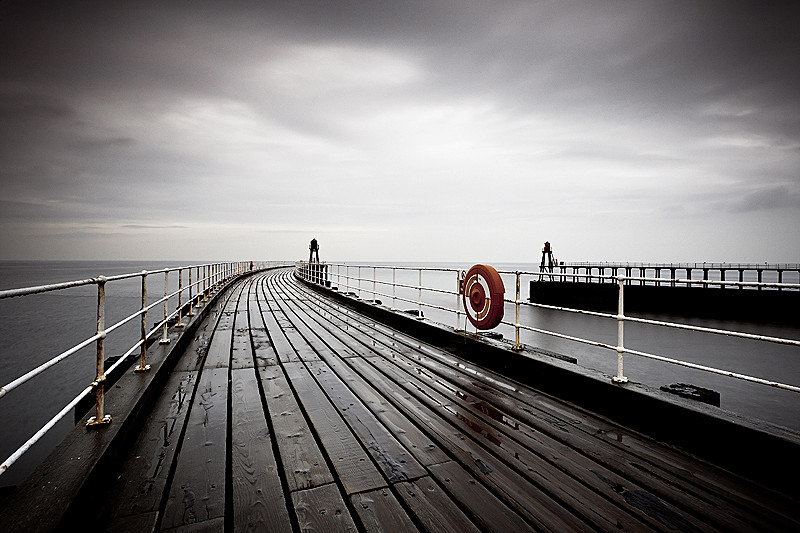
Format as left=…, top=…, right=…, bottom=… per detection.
left=172, top=287, right=239, bottom=373
left=100, top=370, right=197, bottom=523
left=304, top=359, right=428, bottom=483
left=106, top=510, right=159, bottom=533
left=427, top=461, right=536, bottom=533
left=362, top=315, right=789, bottom=532
left=231, top=295, right=253, bottom=369
left=309, top=348, right=449, bottom=467
left=161, top=516, right=224, bottom=533
left=383, top=339, right=752, bottom=531
left=283, top=361, right=387, bottom=495
left=285, top=276, right=787, bottom=530
left=230, top=368, right=293, bottom=532
left=257, top=364, right=334, bottom=491
left=365, top=350, right=668, bottom=531
left=250, top=327, right=277, bottom=367
left=257, top=301, right=300, bottom=363
left=272, top=291, right=361, bottom=359
left=349, top=357, right=588, bottom=532
left=161, top=368, right=228, bottom=529
left=280, top=323, right=321, bottom=362
left=216, top=309, right=236, bottom=331
left=272, top=279, right=431, bottom=482
left=350, top=488, right=421, bottom=533
left=394, top=475, right=482, bottom=533
left=204, top=326, right=232, bottom=369
left=291, top=483, right=358, bottom=532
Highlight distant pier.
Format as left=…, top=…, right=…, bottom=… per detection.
left=539, top=261, right=800, bottom=286
left=531, top=261, right=800, bottom=323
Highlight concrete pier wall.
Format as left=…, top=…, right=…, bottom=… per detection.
left=529, top=281, right=799, bottom=323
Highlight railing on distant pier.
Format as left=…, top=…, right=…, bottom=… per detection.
left=0, top=261, right=287, bottom=477
left=295, top=261, right=800, bottom=395
left=544, top=261, right=800, bottom=288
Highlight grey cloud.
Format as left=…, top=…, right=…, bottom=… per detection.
left=728, top=186, right=800, bottom=213
left=0, top=1, right=798, bottom=261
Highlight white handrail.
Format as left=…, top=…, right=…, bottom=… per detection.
left=295, top=261, right=800, bottom=395
left=0, top=260, right=290, bottom=477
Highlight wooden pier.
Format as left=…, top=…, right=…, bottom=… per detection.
left=2, top=268, right=799, bottom=532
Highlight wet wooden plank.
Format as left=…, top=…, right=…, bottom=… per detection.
left=395, top=475, right=482, bottom=533
left=230, top=368, right=293, bottom=532
left=349, top=357, right=588, bottom=532
left=304, top=359, right=427, bottom=483
left=230, top=332, right=253, bottom=369
left=365, top=350, right=668, bottom=531
left=173, top=328, right=212, bottom=373
left=161, top=368, right=228, bottom=529
left=427, top=461, right=536, bottom=533
left=273, top=294, right=362, bottom=359
left=281, top=322, right=321, bottom=362
left=106, top=511, right=158, bottom=533
left=172, top=318, right=213, bottom=373
left=374, top=322, right=793, bottom=532
left=283, top=361, right=387, bottom=495
left=258, top=303, right=300, bottom=363
left=230, top=300, right=253, bottom=370
left=310, top=349, right=449, bottom=467
left=257, top=364, right=334, bottom=491
left=350, top=488, right=420, bottom=533
left=391, top=343, right=756, bottom=531
left=291, top=483, right=358, bottom=532
left=161, top=516, right=224, bottom=533
left=250, top=327, right=277, bottom=367
left=288, top=280, right=747, bottom=530
left=204, top=326, right=232, bottom=368
left=101, top=370, right=197, bottom=523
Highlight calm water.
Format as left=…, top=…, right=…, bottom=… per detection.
left=1, top=260, right=799, bottom=488
left=0, top=261, right=197, bottom=487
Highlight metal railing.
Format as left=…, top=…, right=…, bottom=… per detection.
left=544, top=261, right=800, bottom=287
left=0, top=261, right=285, bottom=476
left=295, top=262, right=800, bottom=394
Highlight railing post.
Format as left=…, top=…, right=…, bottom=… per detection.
left=418, top=269, right=423, bottom=319
left=160, top=271, right=170, bottom=344
left=135, top=272, right=151, bottom=373
left=455, top=270, right=462, bottom=331
left=513, top=271, right=522, bottom=350
left=87, top=276, right=111, bottom=427
left=358, top=266, right=362, bottom=299
left=187, top=267, right=194, bottom=317
left=373, top=267, right=376, bottom=303
left=613, top=276, right=628, bottom=383
left=176, top=269, right=184, bottom=328
left=202, top=265, right=207, bottom=303
left=392, top=268, right=396, bottom=311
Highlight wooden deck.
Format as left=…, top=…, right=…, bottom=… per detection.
left=86, top=269, right=797, bottom=532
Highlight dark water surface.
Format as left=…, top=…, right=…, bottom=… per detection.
left=1, top=260, right=799, bottom=489
left=0, top=261, right=195, bottom=487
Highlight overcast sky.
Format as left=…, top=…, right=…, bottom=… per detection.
left=1, top=1, right=798, bottom=264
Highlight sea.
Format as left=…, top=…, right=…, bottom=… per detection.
left=1, top=260, right=799, bottom=489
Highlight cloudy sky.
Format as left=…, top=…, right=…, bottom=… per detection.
left=1, top=1, right=798, bottom=264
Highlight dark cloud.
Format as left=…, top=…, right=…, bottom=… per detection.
left=0, top=1, right=798, bottom=261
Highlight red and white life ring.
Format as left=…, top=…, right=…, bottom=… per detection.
left=462, top=264, right=505, bottom=330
